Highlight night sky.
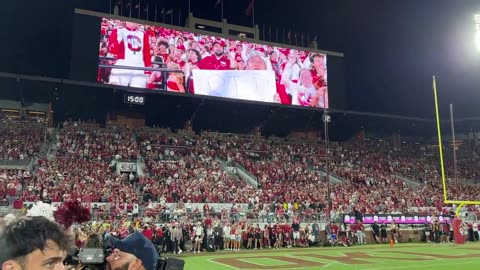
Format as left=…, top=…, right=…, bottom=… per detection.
left=3, top=0, right=480, bottom=120
left=73, top=0, right=480, bottom=118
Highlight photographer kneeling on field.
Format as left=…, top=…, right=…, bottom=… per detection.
left=107, top=232, right=159, bottom=270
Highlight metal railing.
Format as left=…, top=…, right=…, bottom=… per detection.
left=0, top=159, right=30, bottom=168
left=230, top=161, right=259, bottom=189
left=98, top=61, right=186, bottom=92
left=88, top=207, right=326, bottom=224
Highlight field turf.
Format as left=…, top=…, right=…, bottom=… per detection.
left=172, top=243, right=480, bottom=270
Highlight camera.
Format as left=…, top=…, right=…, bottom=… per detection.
left=79, top=248, right=110, bottom=264
left=64, top=246, right=168, bottom=270
left=64, top=247, right=112, bottom=270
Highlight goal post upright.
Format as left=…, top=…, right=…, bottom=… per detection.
left=432, top=76, right=448, bottom=203
left=433, top=76, right=480, bottom=206
left=432, top=76, right=480, bottom=244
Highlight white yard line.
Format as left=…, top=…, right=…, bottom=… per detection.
left=207, top=258, right=240, bottom=269
left=237, top=259, right=266, bottom=266
left=236, top=258, right=296, bottom=266
left=364, top=261, right=478, bottom=270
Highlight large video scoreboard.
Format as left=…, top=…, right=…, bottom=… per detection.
left=69, top=9, right=347, bottom=110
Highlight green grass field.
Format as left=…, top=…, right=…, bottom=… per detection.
left=173, top=243, right=480, bottom=270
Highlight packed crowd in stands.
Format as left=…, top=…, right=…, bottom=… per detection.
left=8, top=121, right=140, bottom=216
left=134, top=128, right=480, bottom=217
left=137, top=128, right=257, bottom=205
left=1, top=119, right=480, bottom=221
left=0, top=114, right=47, bottom=161
left=0, top=114, right=46, bottom=206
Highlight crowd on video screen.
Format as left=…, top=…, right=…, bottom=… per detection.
left=98, top=18, right=329, bottom=108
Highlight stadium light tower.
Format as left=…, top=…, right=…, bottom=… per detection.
left=475, top=14, right=480, bottom=51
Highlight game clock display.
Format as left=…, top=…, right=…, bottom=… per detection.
left=124, top=94, right=145, bottom=105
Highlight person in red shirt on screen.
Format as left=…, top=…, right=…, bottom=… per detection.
left=108, top=21, right=151, bottom=88
left=183, top=48, right=202, bottom=93
left=154, top=40, right=170, bottom=63
left=146, top=55, right=164, bottom=90
left=269, top=50, right=281, bottom=80
left=310, top=53, right=327, bottom=87
left=166, top=63, right=185, bottom=93
left=310, top=54, right=329, bottom=109
left=198, top=40, right=237, bottom=70
left=171, top=48, right=185, bottom=69
left=147, top=58, right=185, bottom=93
left=101, top=18, right=109, bottom=36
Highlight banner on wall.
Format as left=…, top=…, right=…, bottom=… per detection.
left=343, top=214, right=453, bottom=224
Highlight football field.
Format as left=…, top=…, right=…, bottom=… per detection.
left=174, top=243, right=480, bottom=270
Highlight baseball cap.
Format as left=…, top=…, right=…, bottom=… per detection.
left=213, top=39, right=226, bottom=47
left=245, top=50, right=267, bottom=65
left=235, top=54, right=244, bottom=62
left=109, top=232, right=159, bottom=270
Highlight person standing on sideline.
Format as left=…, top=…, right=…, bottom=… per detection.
left=380, top=221, right=388, bottom=244
left=473, top=221, right=479, bottom=242
left=372, top=221, right=380, bottom=243
left=356, top=220, right=366, bottom=245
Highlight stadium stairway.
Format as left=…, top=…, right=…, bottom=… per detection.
left=392, top=174, right=421, bottom=187
left=45, top=127, right=59, bottom=160
left=456, top=178, right=479, bottom=185
left=131, top=131, right=146, bottom=177
left=135, top=154, right=146, bottom=177
left=216, top=158, right=259, bottom=189
left=310, top=167, right=343, bottom=184
left=318, top=171, right=343, bottom=184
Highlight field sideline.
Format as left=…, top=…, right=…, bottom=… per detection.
left=170, top=243, right=480, bottom=270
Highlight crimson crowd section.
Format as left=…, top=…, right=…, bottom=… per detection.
left=1, top=117, right=479, bottom=219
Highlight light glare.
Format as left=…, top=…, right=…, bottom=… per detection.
left=475, top=14, right=480, bottom=51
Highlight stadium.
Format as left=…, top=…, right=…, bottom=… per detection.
left=1, top=1, right=480, bottom=270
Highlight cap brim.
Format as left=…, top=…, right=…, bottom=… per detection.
left=107, top=236, right=125, bottom=250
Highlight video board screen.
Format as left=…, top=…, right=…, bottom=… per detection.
left=98, top=18, right=329, bottom=108
left=343, top=214, right=453, bottom=225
